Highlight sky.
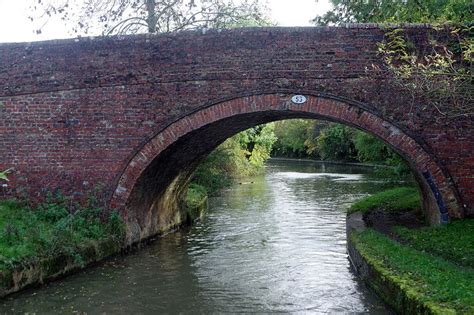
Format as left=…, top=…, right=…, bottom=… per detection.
left=0, top=0, right=332, bottom=43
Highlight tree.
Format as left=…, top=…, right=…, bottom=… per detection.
left=30, top=0, right=270, bottom=36
left=313, top=0, right=473, bottom=25
left=352, top=131, right=388, bottom=163
left=191, top=123, right=276, bottom=193
left=237, top=124, right=277, bottom=168
left=316, top=124, right=356, bottom=161
left=272, top=119, right=314, bottom=158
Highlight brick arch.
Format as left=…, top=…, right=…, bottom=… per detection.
left=109, top=93, right=462, bottom=243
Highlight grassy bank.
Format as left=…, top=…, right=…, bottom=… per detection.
left=394, top=220, right=474, bottom=269
left=0, top=198, right=124, bottom=271
left=352, top=229, right=474, bottom=313
left=349, top=187, right=474, bottom=313
left=349, top=186, right=421, bottom=214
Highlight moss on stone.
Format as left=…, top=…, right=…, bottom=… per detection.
left=184, top=183, right=208, bottom=223
left=351, top=228, right=474, bottom=313
left=0, top=236, right=125, bottom=298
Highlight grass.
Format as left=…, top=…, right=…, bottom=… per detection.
left=353, top=229, right=474, bottom=313
left=349, top=186, right=421, bottom=214
left=0, top=197, right=124, bottom=270
left=394, top=219, right=474, bottom=269
left=0, top=183, right=207, bottom=273
left=349, top=185, right=474, bottom=312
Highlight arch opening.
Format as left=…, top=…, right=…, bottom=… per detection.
left=109, top=94, right=463, bottom=244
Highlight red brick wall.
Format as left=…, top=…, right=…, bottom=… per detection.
left=0, top=26, right=472, bottom=240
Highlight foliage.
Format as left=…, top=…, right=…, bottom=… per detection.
left=186, top=183, right=208, bottom=209
left=394, top=219, right=474, bottom=269
left=272, top=119, right=333, bottom=159
left=374, top=152, right=411, bottom=179
left=352, top=131, right=389, bottom=163
left=191, top=123, right=276, bottom=194
left=30, top=0, right=270, bottom=35
left=237, top=123, right=277, bottom=169
left=0, top=169, right=11, bottom=182
left=304, top=120, right=329, bottom=157
left=270, top=119, right=411, bottom=178
left=376, top=27, right=473, bottom=117
left=352, top=131, right=411, bottom=178
left=314, top=1, right=473, bottom=117
left=349, top=186, right=421, bottom=214
left=0, top=197, right=125, bottom=270
left=272, top=119, right=314, bottom=158
left=191, top=143, right=234, bottom=194
left=352, top=228, right=474, bottom=313
left=316, top=124, right=356, bottom=161
left=314, top=0, right=474, bottom=25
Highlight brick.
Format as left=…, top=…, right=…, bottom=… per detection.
left=0, top=26, right=471, bottom=237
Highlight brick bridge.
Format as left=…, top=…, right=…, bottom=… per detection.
left=1, top=26, right=472, bottom=244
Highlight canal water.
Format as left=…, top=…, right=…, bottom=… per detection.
left=1, top=159, right=393, bottom=313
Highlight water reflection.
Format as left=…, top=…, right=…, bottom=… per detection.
left=0, top=159, right=391, bottom=313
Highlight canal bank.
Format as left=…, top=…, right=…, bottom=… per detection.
left=0, top=193, right=207, bottom=299
left=347, top=190, right=474, bottom=314
left=0, top=238, right=120, bottom=298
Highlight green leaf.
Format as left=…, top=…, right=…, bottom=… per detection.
left=0, top=170, right=10, bottom=181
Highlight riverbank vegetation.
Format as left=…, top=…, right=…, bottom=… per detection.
left=394, top=220, right=474, bottom=269
left=185, top=119, right=414, bottom=209
left=0, top=196, right=124, bottom=271
left=272, top=120, right=411, bottom=178
left=349, top=187, right=421, bottom=214
left=185, top=123, right=277, bottom=208
left=184, top=118, right=415, bottom=212
left=352, top=228, right=474, bottom=313
left=349, top=185, right=474, bottom=312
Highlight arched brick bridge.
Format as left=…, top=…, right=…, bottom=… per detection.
left=1, top=25, right=472, bottom=244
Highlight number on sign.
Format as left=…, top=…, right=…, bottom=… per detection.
left=291, top=95, right=307, bottom=104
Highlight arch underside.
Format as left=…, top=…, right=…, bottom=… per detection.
left=110, top=94, right=462, bottom=244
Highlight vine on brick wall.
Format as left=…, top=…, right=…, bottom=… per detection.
left=0, top=169, right=11, bottom=182
left=375, top=25, right=473, bottom=118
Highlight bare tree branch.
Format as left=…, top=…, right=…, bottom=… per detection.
left=30, top=0, right=270, bottom=36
